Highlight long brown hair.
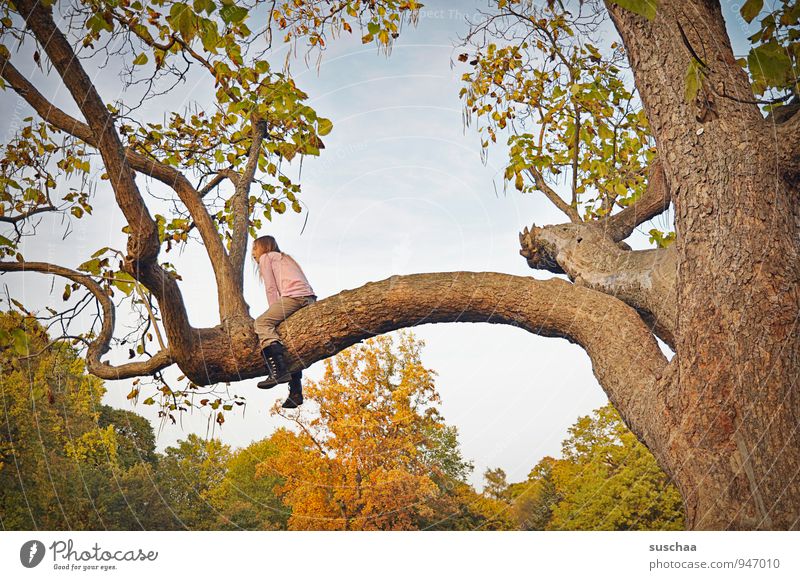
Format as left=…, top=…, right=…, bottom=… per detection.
left=253, top=235, right=281, bottom=260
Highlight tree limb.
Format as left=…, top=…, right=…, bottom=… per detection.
left=601, top=158, right=671, bottom=242
left=230, top=121, right=266, bottom=287
left=0, top=260, right=173, bottom=379
left=519, top=221, right=676, bottom=346
left=183, top=272, right=669, bottom=450
left=15, top=0, right=160, bottom=267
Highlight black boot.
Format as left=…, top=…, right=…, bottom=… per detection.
left=282, top=372, right=303, bottom=408
left=257, top=343, right=290, bottom=389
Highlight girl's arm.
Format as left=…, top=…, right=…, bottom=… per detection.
left=259, top=253, right=281, bottom=306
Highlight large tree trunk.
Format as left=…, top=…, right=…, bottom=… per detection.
left=606, top=0, right=800, bottom=530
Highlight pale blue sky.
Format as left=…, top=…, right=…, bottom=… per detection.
left=2, top=1, right=756, bottom=488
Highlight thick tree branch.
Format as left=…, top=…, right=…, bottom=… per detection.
left=230, top=121, right=266, bottom=287
left=183, top=272, right=669, bottom=451
left=519, top=222, right=676, bottom=346
left=0, top=55, right=94, bottom=141
left=0, top=261, right=173, bottom=379
left=601, top=159, right=671, bottom=242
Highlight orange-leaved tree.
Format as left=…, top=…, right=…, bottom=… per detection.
left=257, top=331, right=484, bottom=531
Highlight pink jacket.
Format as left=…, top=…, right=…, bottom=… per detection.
left=258, top=251, right=315, bottom=306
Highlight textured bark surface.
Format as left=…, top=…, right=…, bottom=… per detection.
left=606, top=0, right=800, bottom=529
left=184, top=270, right=669, bottom=430
left=520, top=222, right=677, bottom=346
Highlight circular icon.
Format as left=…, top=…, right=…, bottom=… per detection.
left=20, top=540, right=46, bottom=568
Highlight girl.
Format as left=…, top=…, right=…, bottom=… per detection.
left=252, top=235, right=317, bottom=408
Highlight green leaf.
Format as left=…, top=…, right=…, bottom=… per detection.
left=609, top=0, right=658, bottom=21
left=169, top=3, right=198, bottom=40
left=91, top=247, right=111, bottom=258
left=199, top=19, right=220, bottom=52
left=132, top=52, right=149, bottom=66
left=10, top=328, right=29, bottom=356
left=748, top=41, right=793, bottom=87
left=740, top=0, right=763, bottom=24
left=317, top=117, right=333, bottom=136
left=77, top=258, right=102, bottom=275
left=194, top=0, right=216, bottom=14
left=112, top=272, right=136, bottom=296
left=219, top=4, right=248, bottom=24
left=86, top=13, right=113, bottom=34
left=684, top=59, right=703, bottom=102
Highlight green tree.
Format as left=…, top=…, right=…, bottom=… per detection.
left=507, top=457, right=560, bottom=531
left=156, top=434, right=232, bottom=530
left=98, top=405, right=158, bottom=468
left=0, top=312, right=174, bottom=530
left=208, top=438, right=288, bottom=530
left=0, top=312, right=115, bottom=529
left=508, top=404, right=685, bottom=531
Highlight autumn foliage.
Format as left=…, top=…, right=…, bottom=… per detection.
left=2, top=314, right=686, bottom=530
left=258, top=332, right=479, bottom=530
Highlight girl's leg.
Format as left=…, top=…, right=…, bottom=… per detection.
left=281, top=297, right=316, bottom=407
left=255, top=297, right=311, bottom=384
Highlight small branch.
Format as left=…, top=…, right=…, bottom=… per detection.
left=526, top=167, right=582, bottom=223
left=601, top=159, right=671, bottom=242
left=571, top=106, right=581, bottom=209
left=17, top=335, right=89, bottom=361
left=0, top=260, right=173, bottom=379
left=198, top=173, right=228, bottom=198
left=133, top=279, right=166, bottom=351
left=0, top=204, right=57, bottom=224
left=676, top=19, right=708, bottom=70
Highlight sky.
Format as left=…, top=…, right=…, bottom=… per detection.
left=1, top=1, right=756, bottom=488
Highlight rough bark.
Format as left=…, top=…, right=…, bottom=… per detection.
left=606, top=0, right=800, bottom=530
left=520, top=221, right=677, bottom=346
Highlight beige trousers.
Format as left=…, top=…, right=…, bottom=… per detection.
left=254, top=295, right=316, bottom=349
